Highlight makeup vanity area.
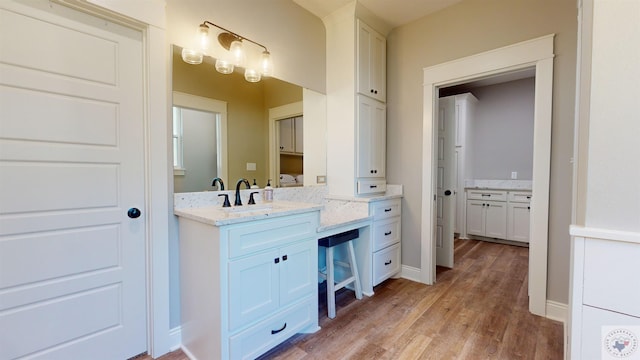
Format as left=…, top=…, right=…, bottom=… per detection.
left=174, top=186, right=402, bottom=359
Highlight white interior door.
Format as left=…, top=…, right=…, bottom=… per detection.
left=0, top=2, right=146, bottom=358
left=435, top=97, right=456, bottom=268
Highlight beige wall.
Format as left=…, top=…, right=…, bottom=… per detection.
left=172, top=49, right=302, bottom=186
left=583, top=0, right=640, bottom=231
left=386, top=0, right=577, bottom=303
left=166, top=0, right=326, bottom=93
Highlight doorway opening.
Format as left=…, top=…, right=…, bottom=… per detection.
left=435, top=70, right=536, bottom=268
left=421, top=35, right=554, bottom=316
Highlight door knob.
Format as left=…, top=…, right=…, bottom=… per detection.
left=444, top=190, right=452, bottom=196
left=128, top=208, right=141, bottom=218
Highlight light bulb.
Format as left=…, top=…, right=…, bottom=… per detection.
left=244, top=68, right=261, bottom=82
left=181, top=48, right=203, bottom=65
left=197, top=24, right=210, bottom=52
left=260, top=50, right=272, bottom=76
left=229, top=40, right=245, bottom=66
left=215, top=59, right=234, bottom=74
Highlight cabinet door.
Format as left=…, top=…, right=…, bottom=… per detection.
left=507, top=202, right=530, bottom=242
left=278, top=118, right=294, bottom=153
left=228, top=249, right=280, bottom=331
left=465, top=200, right=485, bottom=236
left=294, top=116, right=303, bottom=154
left=357, top=20, right=386, bottom=102
left=357, top=95, right=386, bottom=178
left=484, top=201, right=507, bottom=239
left=279, top=240, right=316, bottom=306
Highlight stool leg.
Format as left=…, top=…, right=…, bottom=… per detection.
left=347, top=241, right=363, bottom=300
left=326, top=246, right=336, bottom=319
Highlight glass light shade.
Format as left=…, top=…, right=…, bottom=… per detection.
left=181, top=48, right=203, bottom=65
left=197, top=24, right=210, bottom=52
left=244, top=68, right=261, bottom=83
left=229, top=40, right=245, bottom=66
left=215, top=59, right=234, bottom=74
left=260, top=51, right=272, bottom=76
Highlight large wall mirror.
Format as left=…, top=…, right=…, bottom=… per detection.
left=171, top=45, right=326, bottom=193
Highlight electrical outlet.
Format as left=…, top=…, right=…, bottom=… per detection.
left=511, top=171, right=518, bottom=179
left=246, top=163, right=256, bottom=171
left=316, top=175, right=326, bottom=184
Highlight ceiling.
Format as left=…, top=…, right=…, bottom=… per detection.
left=293, top=0, right=463, bottom=28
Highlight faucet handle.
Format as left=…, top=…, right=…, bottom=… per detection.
left=218, top=193, right=231, bottom=207
left=248, top=192, right=259, bottom=205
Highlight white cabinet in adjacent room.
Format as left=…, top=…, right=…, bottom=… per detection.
left=507, top=191, right=532, bottom=243
left=357, top=19, right=386, bottom=102
left=466, top=189, right=507, bottom=239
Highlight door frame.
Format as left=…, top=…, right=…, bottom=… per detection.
left=420, top=35, right=554, bottom=316
left=54, top=0, right=171, bottom=356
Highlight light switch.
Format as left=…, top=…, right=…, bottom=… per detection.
left=511, top=171, right=517, bottom=179
left=247, top=163, right=256, bottom=171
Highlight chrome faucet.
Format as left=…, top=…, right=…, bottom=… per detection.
left=234, top=178, right=251, bottom=206
left=211, top=177, right=225, bottom=190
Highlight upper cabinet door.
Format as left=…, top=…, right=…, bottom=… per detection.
left=357, top=95, right=386, bottom=179
left=357, top=20, right=386, bottom=102
left=278, top=118, right=295, bottom=153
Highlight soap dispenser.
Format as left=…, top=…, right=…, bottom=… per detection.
left=264, top=179, right=273, bottom=202
left=251, top=179, right=259, bottom=189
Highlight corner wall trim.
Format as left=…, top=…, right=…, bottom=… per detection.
left=400, top=265, right=422, bottom=283
left=545, top=300, right=568, bottom=324
left=169, top=326, right=182, bottom=352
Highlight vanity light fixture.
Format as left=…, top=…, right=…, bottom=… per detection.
left=181, top=20, right=273, bottom=82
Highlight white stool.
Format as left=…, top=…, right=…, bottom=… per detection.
left=318, top=229, right=363, bottom=319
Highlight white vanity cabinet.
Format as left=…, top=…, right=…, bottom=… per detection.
left=179, top=212, right=319, bottom=360
left=357, top=19, right=386, bottom=102
left=369, top=198, right=401, bottom=285
left=465, top=190, right=507, bottom=239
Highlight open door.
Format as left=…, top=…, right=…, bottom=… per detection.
left=435, top=96, right=456, bottom=268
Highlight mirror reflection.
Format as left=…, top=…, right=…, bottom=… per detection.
left=172, top=45, right=305, bottom=192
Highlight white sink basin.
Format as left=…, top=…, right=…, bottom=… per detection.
left=222, top=204, right=273, bottom=214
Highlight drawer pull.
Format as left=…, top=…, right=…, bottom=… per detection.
left=481, top=194, right=490, bottom=197
left=384, top=208, right=392, bottom=212
left=526, top=196, right=531, bottom=199
left=370, top=185, right=378, bottom=188
left=384, top=231, right=392, bottom=236
left=271, top=323, right=287, bottom=335
left=385, top=260, right=392, bottom=265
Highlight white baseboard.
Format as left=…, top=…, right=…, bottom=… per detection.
left=400, top=264, right=422, bottom=283
left=546, top=300, right=568, bottom=324
left=168, top=326, right=182, bottom=352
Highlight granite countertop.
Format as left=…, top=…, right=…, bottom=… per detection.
left=174, top=201, right=322, bottom=226
left=464, top=179, right=532, bottom=191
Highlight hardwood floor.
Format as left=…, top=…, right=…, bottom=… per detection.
left=150, top=239, right=563, bottom=359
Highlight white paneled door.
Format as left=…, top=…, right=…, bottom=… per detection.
left=435, top=97, right=455, bottom=268
left=0, top=2, right=146, bottom=359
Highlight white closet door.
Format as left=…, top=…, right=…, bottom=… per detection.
left=0, top=1, right=146, bottom=358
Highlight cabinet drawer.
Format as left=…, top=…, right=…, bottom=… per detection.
left=466, top=189, right=507, bottom=201
left=583, top=239, right=640, bottom=317
left=229, top=297, right=316, bottom=360
left=357, top=179, right=386, bottom=195
left=370, top=198, right=401, bottom=220
left=372, top=217, right=401, bottom=251
left=508, top=191, right=532, bottom=203
left=227, top=213, right=317, bottom=258
left=373, top=243, right=401, bottom=286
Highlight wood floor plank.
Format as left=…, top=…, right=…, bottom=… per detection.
left=150, top=239, right=563, bottom=360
